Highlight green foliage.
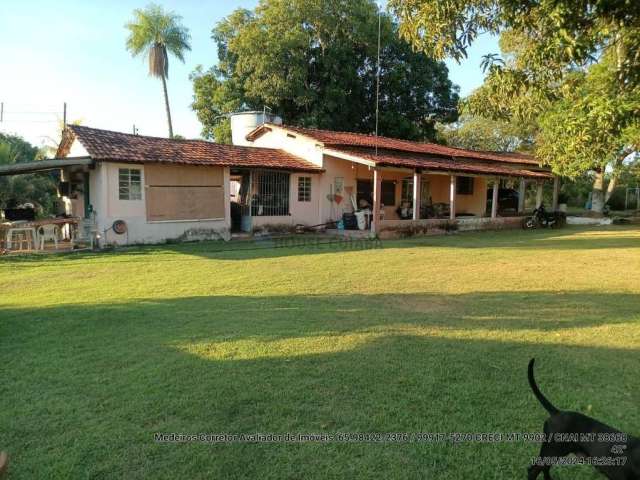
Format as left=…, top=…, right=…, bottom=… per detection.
left=436, top=114, right=532, bottom=152
left=560, top=174, right=596, bottom=207
left=125, top=3, right=191, bottom=79
left=125, top=3, right=191, bottom=137
left=391, top=0, right=640, bottom=210
left=390, top=0, right=640, bottom=86
left=191, top=0, right=459, bottom=143
left=0, top=133, right=58, bottom=215
left=536, top=61, right=640, bottom=177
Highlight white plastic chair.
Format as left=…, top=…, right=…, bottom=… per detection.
left=38, top=224, right=59, bottom=250
left=72, top=219, right=98, bottom=249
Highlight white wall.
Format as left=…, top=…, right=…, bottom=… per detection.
left=68, top=139, right=89, bottom=157
left=250, top=172, right=322, bottom=228
left=249, top=127, right=324, bottom=166
left=318, top=155, right=363, bottom=223
left=243, top=127, right=325, bottom=228
left=88, top=162, right=230, bottom=245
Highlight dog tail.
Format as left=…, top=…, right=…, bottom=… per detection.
left=528, top=358, right=559, bottom=415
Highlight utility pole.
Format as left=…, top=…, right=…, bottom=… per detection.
left=0, top=102, right=3, bottom=122
left=374, top=5, right=381, bottom=157
left=63, top=102, right=67, bottom=126
left=132, top=124, right=138, bottom=135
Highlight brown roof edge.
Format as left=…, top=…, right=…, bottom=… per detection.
left=66, top=125, right=324, bottom=173
left=252, top=123, right=541, bottom=167
left=93, top=157, right=324, bottom=173
left=245, top=125, right=273, bottom=142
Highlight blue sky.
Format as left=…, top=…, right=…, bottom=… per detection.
left=0, top=0, right=498, bottom=147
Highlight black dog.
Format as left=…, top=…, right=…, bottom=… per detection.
left=527, top=358, right=640, bottom=479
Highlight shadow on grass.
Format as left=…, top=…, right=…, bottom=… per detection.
left=2, top=226, right=638, bottom=265
left=2, top=291, right=638, bottom=342
left=1, top=292, right=638, bottom=478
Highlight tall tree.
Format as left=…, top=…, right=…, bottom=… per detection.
left=191, top=0, right=459, bottom=143
left=436, top=114, right=533, bottom=152
left=125, top=3, right=191, bottom=138
left=390, top=0, right=640, bottom=213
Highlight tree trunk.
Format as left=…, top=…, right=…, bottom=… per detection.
left=161, top=74, right=173, bottom=138
left=605, top=174, right=618, bottom=204
left=591, top=169, right=605, bottom=214
left=604, top=155, right=626, bottom=203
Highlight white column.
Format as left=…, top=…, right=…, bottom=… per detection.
left=449, top=175, right=457, bottom=220
left=223, top=167, right=231, bottom=232
left=372, top=168, right=382, bottom=234
left=536, top=181, right=544, bottom=208
left=412, top=170, right=421, bottom=221
left=551, top=176, right=560, bottom=211
left=518, top=178, right=526, bottom=213
left=491, top=178, right=499, bottom=219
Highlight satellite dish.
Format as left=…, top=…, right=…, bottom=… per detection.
left=112, top=220, right=127, bottom=235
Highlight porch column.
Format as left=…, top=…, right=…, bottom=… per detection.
left=518, top=178, right=526, bottom=213
left=449, top=175, right=457, bottom=220
left=491, top=178, right=499, bottom=219
left=412, top=170, right=421, bottom=221
left=536, top=181, right=544, bottom=208
left=83, top=172, right=91, bottom=219
left=551, top=176, right=560, bottom=211
left=372, top=168, right=382, bottom=234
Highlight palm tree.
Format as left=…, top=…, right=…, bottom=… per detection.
left=125, top=4, right=191, bottom=138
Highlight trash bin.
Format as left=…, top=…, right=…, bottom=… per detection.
left=355, top=210, right=366, bottom=230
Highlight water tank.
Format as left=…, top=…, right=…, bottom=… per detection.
left=230, top=111, right=283, bottom=146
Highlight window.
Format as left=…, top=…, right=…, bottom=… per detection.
left=456, top=176, right=474, bottom=195
left=119, top=168, right=141, bottom=200
left=251, top=170, right=290, bottom=216
left=298, top=176, right=311, bottom=202
left=381, top=180, right=396, bottom=206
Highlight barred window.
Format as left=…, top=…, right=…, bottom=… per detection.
left=298, top=176, right=311, bottom=202
left=251, top=170, right=290, bottom=216
left=119, top=168, right=142, bottom=200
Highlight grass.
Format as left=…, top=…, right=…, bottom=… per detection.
left=1, top=225, right=639, bottom=479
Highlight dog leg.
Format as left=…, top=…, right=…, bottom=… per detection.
left=528, top=439, right=560, bottom=480
left=527, top=464, right=552, bottom=480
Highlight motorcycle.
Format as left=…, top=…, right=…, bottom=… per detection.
left=523, top=203, right=566, bottom=229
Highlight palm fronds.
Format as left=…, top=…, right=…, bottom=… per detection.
left=125, top=3, right=191, bottom=79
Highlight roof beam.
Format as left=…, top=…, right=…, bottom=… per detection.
left=0, top=157, right=93, bottom=176
left=323, top=149, right=376, bottom=167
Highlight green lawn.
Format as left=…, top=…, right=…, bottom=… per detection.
left=1, top=226, right=639, bottom=479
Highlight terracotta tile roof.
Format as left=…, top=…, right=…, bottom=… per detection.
left=249, top=124, right=541, bottom=166
left=327, top=146, right=553, bottom=179
left=63, top=125, right=323, bottom=172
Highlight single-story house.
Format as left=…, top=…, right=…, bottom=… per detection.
left=0, top=112, right=557, bottom=245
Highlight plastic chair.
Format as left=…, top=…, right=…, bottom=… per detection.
left=14, top=233, right=33, bottom=251
left=38, top=224, right=59, bottom=250
left=71, top=219, right=98, bottom=249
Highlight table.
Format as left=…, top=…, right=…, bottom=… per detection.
left=2, top=217, right=80, bottom=251
left=5, top=227, right=38, bottom=250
